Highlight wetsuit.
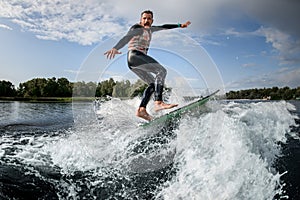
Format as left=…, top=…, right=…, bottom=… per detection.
left=113, top=23, right=181, bottom=108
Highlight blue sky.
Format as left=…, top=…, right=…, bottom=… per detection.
left=0, top=0, right=300, bottom=92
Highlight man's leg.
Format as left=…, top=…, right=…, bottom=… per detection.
left=136, top=83, right=155, bottom=121
left=128, top=51, right=177, bottom=120
left=130, top=55, right=178, bottom=111
left=131, top=62, right=178, bottom=113
left=139, top=83, right=155, bottom=108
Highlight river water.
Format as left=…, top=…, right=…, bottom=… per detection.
left=0, top=98, right=299, bottom=199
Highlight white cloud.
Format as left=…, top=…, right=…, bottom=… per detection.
left=0, top=0, right=127, bottom=45
left=1, top=0, right=299, bottom=60
left=0, top=24, right=12, bottom=30
left=64, top=69, right=83, bottom=74
left=242, top=63, right=257, bottom=68
left=0, top=0, right=237, bottom=45
left=224, top=28, right=245, bottom=38
left=275, top=67, right=300, bottom=87
left=255, top=27, right=300, bottom=65
left=226, top=67, right=300, bottom=90
left=220, top=26, right=300, bottom=66
left=240, top=0, right=300, bottom=38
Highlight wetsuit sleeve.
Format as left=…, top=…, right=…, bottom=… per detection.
left=151, top=24, right=180, bottom=32
left=113, top=24, right=143, bottom=50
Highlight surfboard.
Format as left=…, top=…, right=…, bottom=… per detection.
left=140, top=90, right=220, bottom=128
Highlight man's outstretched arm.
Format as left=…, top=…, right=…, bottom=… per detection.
left=151, top=21, right=191, bottom=32
left=104, top=24, right=143, bottom=59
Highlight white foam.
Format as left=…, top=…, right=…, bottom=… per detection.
left=156, top=101, right=296, bottom=199
left=43, top=99, right=297, bottom=199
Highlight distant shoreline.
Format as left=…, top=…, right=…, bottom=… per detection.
left=1, top=96, right=299, bottom=103
left=0, top=97, right=97, bottom=103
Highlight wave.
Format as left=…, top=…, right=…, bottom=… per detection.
left=1, top=98, right=298, bottom=199
left=157, top=101, right=297, bottom=199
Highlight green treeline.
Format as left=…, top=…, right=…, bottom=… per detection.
left=226, top=86, right=300, bottom=100
left=0, top=77, right=147, bottom=98
left=2, top=78, right=300, bottom=100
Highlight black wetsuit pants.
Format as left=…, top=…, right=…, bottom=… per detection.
left=127, top=50, right=167, bottom=108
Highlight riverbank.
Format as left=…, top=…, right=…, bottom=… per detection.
left=0, top=97, right=97, bottom=103
left=1, top=96, right=299, bottom=103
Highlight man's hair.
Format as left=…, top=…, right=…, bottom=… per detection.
left=141, top=10, right=153, bottom=18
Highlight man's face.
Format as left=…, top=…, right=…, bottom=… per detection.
left=140, top=13, right=153, bottom=28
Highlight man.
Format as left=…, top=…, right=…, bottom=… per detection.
left=105, top=10, right=191, bottom=121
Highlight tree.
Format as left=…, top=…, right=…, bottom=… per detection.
left=44, top=77, right=58, bottom=97
left=0, top=80, right=16, bottom=97
left=20, top=78, right=47, bottom=97
left=112, top=80, right=131, bottom=97
left=16, top=77, right=72, bottom=97
left=225, top=86, right=300, bottom=100
left=99, top=78, right=116, bottom=97
left=95, top=82, right=102, bottom=97
left=296, top=87, right=300, bottom=99
left=57, top=78, right=72, bottom=97
left=73, top=81, right=94, bottom=97
left=130, top=79, right=147, bottom=97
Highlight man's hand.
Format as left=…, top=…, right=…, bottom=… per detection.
left=181, top=21, right=191, bottom=28
left=104, top=48, right=122, bottom=59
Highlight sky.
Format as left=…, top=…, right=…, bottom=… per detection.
left=0, top=0, right=300, bottom=92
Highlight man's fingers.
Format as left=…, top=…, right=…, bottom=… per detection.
left=104, top=51, right=111, bottom=59
left=104, top=49, right=121, bottom=59
left=110, top=52, right=115, bottom=59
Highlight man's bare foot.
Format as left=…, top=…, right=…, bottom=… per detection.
left=136, top=107, right=153, bottom=121
left=154, top=101, right=178, bottom=112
